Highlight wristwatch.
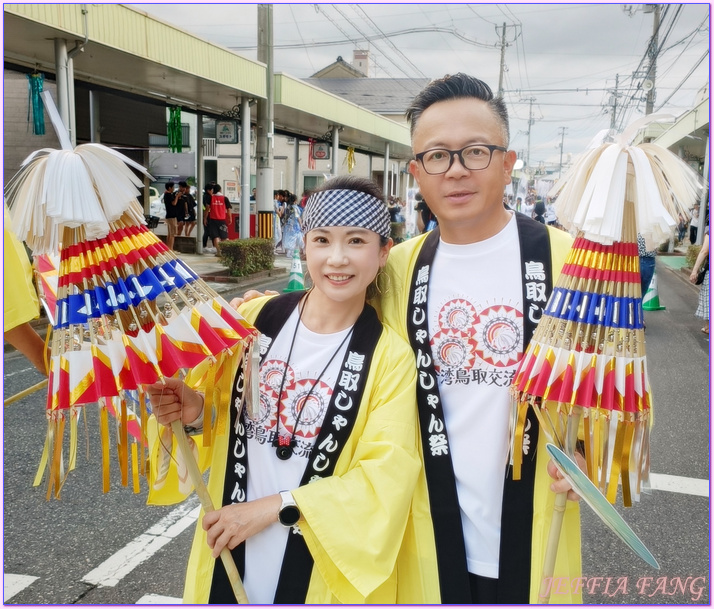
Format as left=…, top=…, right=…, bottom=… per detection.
left=278, top=490, right=301, bottom=527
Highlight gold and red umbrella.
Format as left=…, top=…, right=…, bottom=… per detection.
left=6, top=92, right=254, bottom=602
left=509, top=117, right=702, bottom=602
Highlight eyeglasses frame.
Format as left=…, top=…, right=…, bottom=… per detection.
left=414, top=143, right=509, bottom=175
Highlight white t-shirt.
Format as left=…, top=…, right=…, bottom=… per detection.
left=427, top=213, right=523, bottom=578
left=242, top=308, right=352, bottom=603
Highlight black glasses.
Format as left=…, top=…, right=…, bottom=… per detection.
left=415, top=144, right=508, bottom=175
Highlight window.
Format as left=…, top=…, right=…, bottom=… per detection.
left=303, top=175, right=325, bottom=192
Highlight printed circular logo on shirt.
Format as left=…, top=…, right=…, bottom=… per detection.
left=281, top=378, right=331, bottom=439
left=245, top=386, right=279, bottom=427
left=437, top=299, right=478, bottom=334
left=473, top=304, right=523, bottom=367
left=261, top=359, right=295, bottom=392
left=432, top=329, right=478, bottom=371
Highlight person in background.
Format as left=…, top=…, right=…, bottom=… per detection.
left=273, top=190, right=285, bottom=253
left=204, top=183, right=232, bottom=255
left=533, top=199, right=546, bottom=223
left=415, top=192, right=437, bottom=233
left=520, top=195, right=535, bottom=218
left=146, top=175, right=420, bottom=604
left=638, top=233, right=657, bottom=297
left=163, top=181, right=182, bottom=250
left=179, top=181, right=197, bottom=238
left=689, top=224, right=709, bottom=335
left=689, top=203, right=700, bottom=244
left=544, top=197, right=558, bottom=226
left=281, top=192, right=304, bottom=259
left=202, top=182, right=215, bottom=251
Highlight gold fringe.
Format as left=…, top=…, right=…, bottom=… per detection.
left=139, top=389, right=149, bottom=475
left=100, top=403, right=111, bottom=493
left=118, top=397, right=129, bottom=487
left=620, top=418, right=636, bottom=507
left=131, top=442, right=140, bottom=494
left=606, top=415, right=626, bottom=503
left=33, top=417, right=52, bottom=488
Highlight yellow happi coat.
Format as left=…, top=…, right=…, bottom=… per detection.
left=4, top=205, right=40, bottom=332
left=148, top=296, right=421, bottom=604
left=381, top=225, right=583, bottom=604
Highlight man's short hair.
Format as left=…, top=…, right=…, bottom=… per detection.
left=165, top=181, right=175, bottom=190
left=178, top=180, right=188, bottom=188
left=405, top=73, right=510, bottom=146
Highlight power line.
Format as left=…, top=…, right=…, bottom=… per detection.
left=352, top=5, right=428, bottom=79
left=655, top=49, right=709, bottom=111
left=228, top=25, right=497, bottom=50
left=327, top=4, right=415, bottom=82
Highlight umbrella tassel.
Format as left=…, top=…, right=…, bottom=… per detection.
left=620, top=417, right=636, bottom=507
left=33, top=416, right=53, bottom=488
left=131, top=441, right=141, bottom=494
left=68, top=407, right=78, bottom=472
left=118, top=396, right=129, bottom=487
left=99, top=400, right=111, bottom=493
left=48, top=413, right=66, bottom=500
left=139, top=389, right=149, bottom=475
left=583, top=412, right=595, bottom=485
left=201, top=363, right=218, bottom=448
left=606, top=416, right=626, bottom=503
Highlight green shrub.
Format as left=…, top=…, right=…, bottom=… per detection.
left=219, top=238, right=274, bottom=276
left=686, top=245, right=702, bottom=269
left=391, top=221, right=406, bottom=243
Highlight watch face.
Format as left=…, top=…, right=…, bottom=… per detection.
left=279, top=505, right=300, bottom=527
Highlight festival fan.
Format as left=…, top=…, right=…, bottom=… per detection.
left=5, top=91, right=255, bottom=602
left=509, top=116, right=702, bottom=602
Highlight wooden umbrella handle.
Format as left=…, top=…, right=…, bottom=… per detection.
left=170, top=420, right=249, bottom=604
left=537, top=490, right=568, bottom=603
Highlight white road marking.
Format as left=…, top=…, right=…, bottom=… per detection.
left=4, top=574, right=39, bottom=601
left=136, top=593, right=183, bottom=604
left=82, top=499, right=200, bottom=587
left=650, top=472, right=709, bottom=497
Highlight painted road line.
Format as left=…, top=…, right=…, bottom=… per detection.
left=82, top=498, right=200, bottom=587
left=4, top=574, right=39, bottom=601
left=136, top=593, right=183, bottom=604
left=650, top=473, right=709, bottom=497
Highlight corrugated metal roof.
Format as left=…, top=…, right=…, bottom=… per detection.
left=305, top=77, right=431, bottom=115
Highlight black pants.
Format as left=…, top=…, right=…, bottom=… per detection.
left=469, top=572, right=499, bottom=604
left=691, top=225, right=698, bottom=244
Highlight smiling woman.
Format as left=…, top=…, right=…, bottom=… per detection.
left=146, top=175, right=421, bottom=604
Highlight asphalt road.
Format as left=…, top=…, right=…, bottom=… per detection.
left=3, top=261, right=709, bottom=604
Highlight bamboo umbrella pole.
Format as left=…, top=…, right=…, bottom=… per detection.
left=170, top=420, right=249, bottom=604
left=4, top=379, right=49, bottom=406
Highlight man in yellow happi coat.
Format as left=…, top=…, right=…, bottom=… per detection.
left=380, top=74, right=583, bottom=604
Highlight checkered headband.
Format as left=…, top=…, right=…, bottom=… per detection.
left=302, top=189, right=391, bottom=239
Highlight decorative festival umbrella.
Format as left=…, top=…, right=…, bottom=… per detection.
left=509, top=115, right=702, bottom=602
left=5, top=91, right=256, bottom=603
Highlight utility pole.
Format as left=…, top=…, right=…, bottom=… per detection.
left=256, top=4, right=274, bottom=230
left=524, top=97, right=535, bottom=169
left=497, top=23, right=507, bottom=98
left=610, top=74, right=620, bottom=130
left=645, top=4, right=661, bottom=115
left=557, top=127, right=567, bottom=179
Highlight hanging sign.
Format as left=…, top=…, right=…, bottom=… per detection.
left=216, top=120, right=239, bottom=144
left=311, top=142, right=330, bottom=160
